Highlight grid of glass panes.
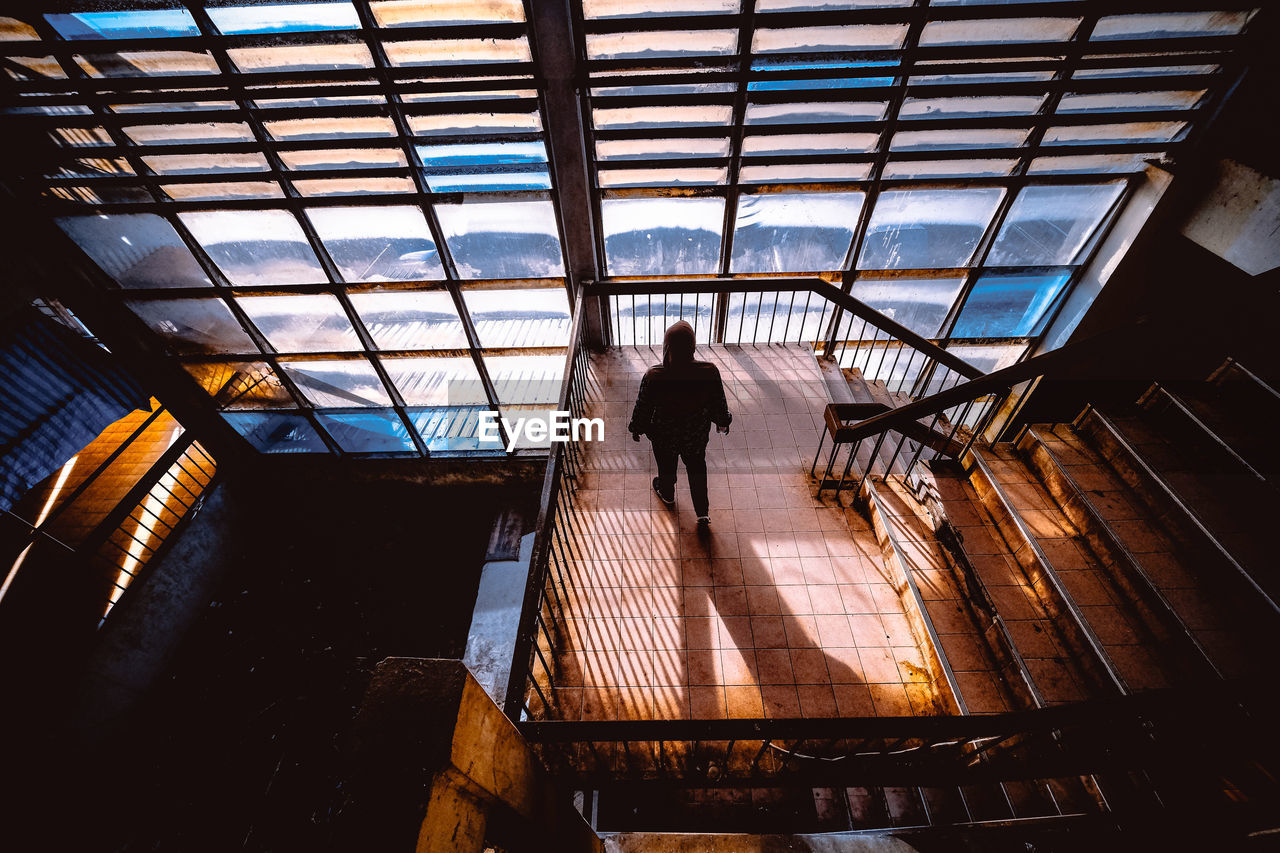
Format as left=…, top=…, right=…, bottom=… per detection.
left=4, top=1, right=571, bottom=456
left=584, top=1, right=1256, bottom=366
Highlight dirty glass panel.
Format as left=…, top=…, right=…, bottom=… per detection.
left=182, top=361, right=294, bottom=409
left=254, top=93, right=386, bottom=109
left=383, top=38, right=531, bottom=66
left=264, top=116, right=397, bottom=141
left=316, top=411, right=417, bottom=453
left=143, top=153, right=271, bottom=175
left=952, top=272, right=1071, bottom=338
left=586, top=30, right=738, bottom=60
left=742, top=132, right=878, bottom=156
left=417, top=141, right=550, bottom=192
left=110, top=100, right=238, bottom=113
left=598, top=167, right=727, bottom=187
left=237, top=294, right=362, bottom=353
left=900, top=95, right=1046, bottom=119
left=124, top=297, right=258, bottom=355
left=121, top=122, right=256, bottom=145
left=730, top=192, right=864, bottom=274
left=462, top=287, right=571, bottom=348
left=223, top=412, right=329, bottom=453
left=409, top=407, right=496, bottom=452
left=850, top=277, right=966, bottom=338
left=408, top=111, right=542, bottom=136
left=1057, top=90, right=1206, bottom=113
left=1028, top=153, right=1155, bottom=174
left=161, top=181, right=285, bottom=201
left=278, top=147, right=406, bottom=170
left=227, top=43, right=374, bottom=73
left=434, top=201, right=565, bottom=279
left=74, top=51, right=221, bottom=77
left=602, top=197, right=725, bottom=276
left=739, top=163, right=872, bottom=183
left=57, top=213, right=212, bottom=289
left=1091, top=11, right=1255, bottom=41
left=306, top=206, right=445, bottom=282
left=383, top=356, right=486, bottom=406
left=882, top=159, right=1017, bottom=178
left=597, top=137, right=731, bottom=161
left=1042, top=121, right=1187, bottom=145
left=745, top=101, right=886, bottom=124
left=920, top=17, right=1080, bottom=45
left=752, top=25, right=909, bottom=53
left=584, top=0, right=739, bottom=16
left=1, top=17, right=40, bottom=40
left=483, top=354, right=565, bottom=405
left=7, top=56, right=68, bottom=79
left=890, top=128, right=1030, bottom=150
left=594, top=105, right=734, bottom=129
left=758, top=0, right=911, bottom=8
left=49, top=157, right=136, bottom=178
left=293, top=177, right=416, bottom=196
left=371, top=0, right=525, bottom=26
left=858, top=188, right=1005, bottom=270
left=1073, top=64, right=1217, bottom=80
left=350, top=291, right=467, bottom=350
left=280, top=358, right=392, bottom=407
left=46, top=10, right=199, bottom=39
left=945, top=342, right=1025, bottom=373
left=208, top=3, right=361, bottom=34
left=179, top=210, right=327, bottom=286
left=748, top=59, right=898, bottom=91
left=987, top=183, right=1125, bottom=266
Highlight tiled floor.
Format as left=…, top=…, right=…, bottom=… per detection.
left=546, top=345, right=946, bottom=720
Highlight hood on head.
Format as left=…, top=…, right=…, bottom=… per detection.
left=662, top=320, right=696, bottom=367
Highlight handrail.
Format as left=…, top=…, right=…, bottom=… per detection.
left=502, top=281, right=589, bottom=720
left=585, top=276, right=983, bottom=381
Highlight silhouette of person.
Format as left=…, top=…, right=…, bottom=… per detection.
left=628, top=321, right=731, bottom=526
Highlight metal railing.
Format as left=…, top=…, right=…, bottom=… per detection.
left=592, top=277, right=983, bottom=395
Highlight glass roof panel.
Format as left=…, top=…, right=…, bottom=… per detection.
left=417, top=141, right=550, bottom=192
left=0, top=17, right=40, bottom=41
left=383, top=38, right=532, bottom=66
left=383, top=355, right=486, bottom=405
left=752, top=25, right=910, bottom=53
left=890, top=128, right=1030, bottom=150
left=757, top=0, right=912, bottom=8
left=882, top=158, right=1018, bottom=179
left=307, top=206, right=445, bottom=282
left=223, top=412, right=329, bottom=453
left=742, top=131, right=878, bottom=156
left=1028, top=153, right=1156, bottom=174
left=739, top=163, right=872, bottom=182
left=745, top=101, right=886, bottom=124
left=485, top=354, right=565, bottom=405
left=124, top=297, right=258, bottom=355
left=602, top=197, right=725, bottom=276
left=435, top=201, right=565, bottom=279
left=293, top=176, right=417, bottom=196
left=1057, top=90, right=1207, bottom=113
left=594, top=104, right=734, bottom=129
left=237, top=294, right=362, bottom=352
left=850, top=277, right=966, bottom=339
left=859, top=188, right=1005, bottom=269
left=179, top=209, right=328, bottom=285
left=1073, top=64, right=1218, bottom=80
left=264, top=115, right=398, bottom=141
left=945, top=342, right=1025, bottom=373
left=280, top=358, right=393, bottom=407
left=1091, top=11, right=1255, bottom=41
left=597, top=137, right=732, bottom=161
left=184, top=360, right=294, bottom=409
left=408, top=110, right=542, bottom=136
left=74, top=51, right=221, bottom=77
left=57, top=213, right=212, bottom=289
left=316, top=411, right=417, bottom=452
left=900, top=95, right=1047, bottom=119
left=1042, top=121, right=1188, bottom=145
left=207, top=3, right=361, bottom=34
left=598, top=167, right=728, bottom=187
left=410, top=406, right=492, bottom=452
left=584, top=0, right=740, bottom=16
left=46, top=10, right=199, bottom=40
left=952, top=272, right=1072, bottom=338
left=227, top=44, right=375, bottom=73
left=919, top=17, right=1080, bottom=46
left=121, top=122, right=256, bottom=146
left=586, top=30, right=739, bottom=60
left=987, top=182, right=1125, bottom=266
left=350, top=290, right=467, bottom=350
left=278, top=147, right=407, bottom=170
left=462, top=287, right=572, bottom=348
left=143, top=153, right=272, bottom=174
left=7, top=56, right=68, bottom=79
left=730, top=192, right=865, bottom=274
left=370, top=0, right=526, bottom=26
left=162, top=181, right=285, bottom=201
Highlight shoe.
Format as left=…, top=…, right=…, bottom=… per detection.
left=652, top=477, right=675, bottom=506
left=697, top=515, right=711, bottom=526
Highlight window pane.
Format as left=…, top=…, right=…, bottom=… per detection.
left=46, top=10, right=199, bottom=39
left=742, top=132, right=878, bottom=156
left=306, top=206, right=445, bottom=281
left=890, top=128, right=1030, bottom=150
left=208, top=3, right=361, bottom=34
left=280, top=359, right=392, bottom=407
left=594, top=104, right=733, bottom=129
left=383, top=38, right=531, bottom=66
left=237, top=294, right=362, bottom=352
left=586, top=30, right=738, bottom=60
left=745, top=101, right=886, bottom=124
left=227, top=43, right=374, bottom=73
left=484, top=354, right=564, bottom=405
left=264, top=116, right=397, bottom=140
left=859, top=188, right=1005, bottom=269
left=602, top=197, right=725, bottom=276
left=585, top=0, right=739, bottom=18
left=597, top=137, right=731, bottom=161
left=730, top=192, right=864, bottom=274
left=849, top=277, right=966, bottom=338
left=1057, top=90, right=1206, bottom=113
left=383, top=356, right=486, bottom=405
left=372, top=0, right=526, bottom=26
left=57, top=213, right=211, bottom=289
left=1091, top=11, right=1254, bottom=41
left=179, top=210, right=328, bottom=285
left=408, top=407, right=497, bottom=452
left=161, top=181, right=284, bottom=201
left=417, top=141, right=550, bottom=192
left=462, top=287, right=571, bottom=348
left=952, top=272, right=1071, bottom=338
left=987, top=183, right=1125, bottom=266
left=882, top=158, right=1017, bottom=178
left=740, top=163, right=872, bottom=183
left=75, top=51, right=220, bottom=77
left=408, top=110, right=541, bottom=136
left=945, top=342, right=1025, bottom=373
left=182, top=361, right=294, bottom=409
left=125, top=297, right=258, bottom=355
left=1042, top=121, right=1187, bottom=145
left=435, top=201, right=565, bottom=279
left=223, top=412, right=329, bottom=453
left=278, top=147, right=406, bottom=170
left=143, top=153, right=271, bottom=175
left=752, top=25, right=909, bottom=52
left=350, top=291, right=467, bottom=350
left=1028, top=153, right=1154, bottom=174
left=900, top=94, right=1046, bottom=118
left=121, top=122, right=255, bottom=145
left=920, top=17, right=1080, bottom=45
left=598, top=167, right=727, bottom=187
left=316, top=411, right=416, bottom=453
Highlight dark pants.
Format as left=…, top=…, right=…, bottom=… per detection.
left=652, top=441, right=709, bottom=517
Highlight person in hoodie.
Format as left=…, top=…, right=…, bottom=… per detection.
left=628, top=321, right=732, bottom=526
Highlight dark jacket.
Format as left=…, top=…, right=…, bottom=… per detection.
left=628, top=321, right=731, bottom=449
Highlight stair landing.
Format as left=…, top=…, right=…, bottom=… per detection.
left=552, top=345, right=948, bottom=720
